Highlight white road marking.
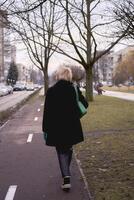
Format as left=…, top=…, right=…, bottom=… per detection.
left=5, top=185, right=17, bottom=200
left=27, top=134, right=33, bottom=143
left=0, top=120, right=9, bottom=131
left=37, top=108, right=40, bottom=112
left=19, top=105, right=25, bottom=112
left=34, top=117, right=38, bottom=121
left=41, top=103, right=44, bottom=106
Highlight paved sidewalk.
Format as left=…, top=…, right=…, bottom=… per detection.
left=103, top=90, right=134, bottom=101
left=0, top=91, right=35, bottom=112
left=0, top=91, right=91, bottom=200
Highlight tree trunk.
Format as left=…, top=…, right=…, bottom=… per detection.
left=86, top=0, right=93, bottom=102
left=86, top=66, right=93, bottom=102
left=43, top=69, right=48, bottom=96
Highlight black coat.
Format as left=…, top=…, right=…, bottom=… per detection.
left=42, top=80, right=88, bottom=146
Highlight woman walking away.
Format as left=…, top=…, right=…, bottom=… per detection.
left=42, top=66, right=88, bottom=191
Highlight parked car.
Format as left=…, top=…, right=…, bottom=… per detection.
left=107, top=83, right=113, bottom=87
left=13, top=83, right=26, bottom=91
left=7, top=85, right=13, bottom=94
left=26, top=84, right=34, bottom=91
left=0, top=83, right=9, bottom=96
left=34, top=84, right=40, bottom=90
left=124, top=81, right=134, bottom=86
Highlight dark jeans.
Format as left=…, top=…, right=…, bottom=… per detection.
left=56, top=145, right=73, bottom=178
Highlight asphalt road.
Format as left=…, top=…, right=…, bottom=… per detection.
left=0, top=94, right=90, bottom=200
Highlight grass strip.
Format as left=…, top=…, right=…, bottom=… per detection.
left=75, top=132, right=134, bottom=200
left=81, top=95, right=134, bottom=132
left=75, top=95, right=134, bottom=200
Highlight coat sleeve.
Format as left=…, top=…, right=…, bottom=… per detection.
left=77, top=86, right=89, bottom=108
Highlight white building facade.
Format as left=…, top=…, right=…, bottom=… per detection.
left=0, top=10, right=16, bottom=82
left=94, top=46, right=134, bottom=84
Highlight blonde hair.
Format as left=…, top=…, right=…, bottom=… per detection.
left=55, top=66, right=72, bottom=82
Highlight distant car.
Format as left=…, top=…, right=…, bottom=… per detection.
left=7, top=85, right=13, bottom=94
left=107, top=83, right=113, bottom=87
left=13, top=83, right=25, bottom=91
left=0, top=83, right=9, bottom=96
left=117, top=84, right=123, bottom=87
left=34, top=84, right=40, bottom=90
left=124, top=81, right=134, bottom=86
left=107, top=81, right=113, bottom=87
left=26, top=84, right=34, bottom=91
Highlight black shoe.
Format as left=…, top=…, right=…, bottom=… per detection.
left=61, top=176, right=71, bottom=191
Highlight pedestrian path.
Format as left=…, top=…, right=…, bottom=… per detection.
left=0, top=94, right=91, bottom=200
left=104, top=90, right=134, bottom=101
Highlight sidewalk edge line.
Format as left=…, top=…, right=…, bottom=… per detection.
left=0, top=120, right=10, bottom=131
left=74, top=151, right=93, bottom=200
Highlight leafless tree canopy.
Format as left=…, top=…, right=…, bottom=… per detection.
left=113, top=0, right=134, bottom=40
left=1, top=0, right=131, bottom=100
left=52, top=1, right=127, bottom=65
left=0, top=0, right=48, bottom=14
left=2, top=0, right=64, bottom=93
left=49, top=0, right=129, bottom=101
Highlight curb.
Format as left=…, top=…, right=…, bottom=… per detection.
left=0, top=89, right=41, bottom=126
left=74, top=151, right=93, bottom=200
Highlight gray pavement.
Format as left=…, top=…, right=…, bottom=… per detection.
left=93, top=89, right=134, bottom=101
left=0, top=91, right=35, bottom=112
left=103, top=90, right=134, bottom=101
left=0, top=92, right=90, bottom=200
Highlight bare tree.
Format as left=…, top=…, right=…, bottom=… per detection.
left=2, top=0, right=130, bottom=100
left=0, top=0, right=11, bottom=8
left=9, top=0, right=63, bottom=94
left=112, top=0, right=134, bottom=40
left=50, top=0, right=128, bottom=101
left=0, top=0, right=48, bottom=14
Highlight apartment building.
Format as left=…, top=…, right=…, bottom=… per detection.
left=94, top=46, right=134, bottom=84
left=94, top=51, right=113, bottom=83
left=0, top=10, right=17, bottom=82
left=0, top=10, right=7, bottom=81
